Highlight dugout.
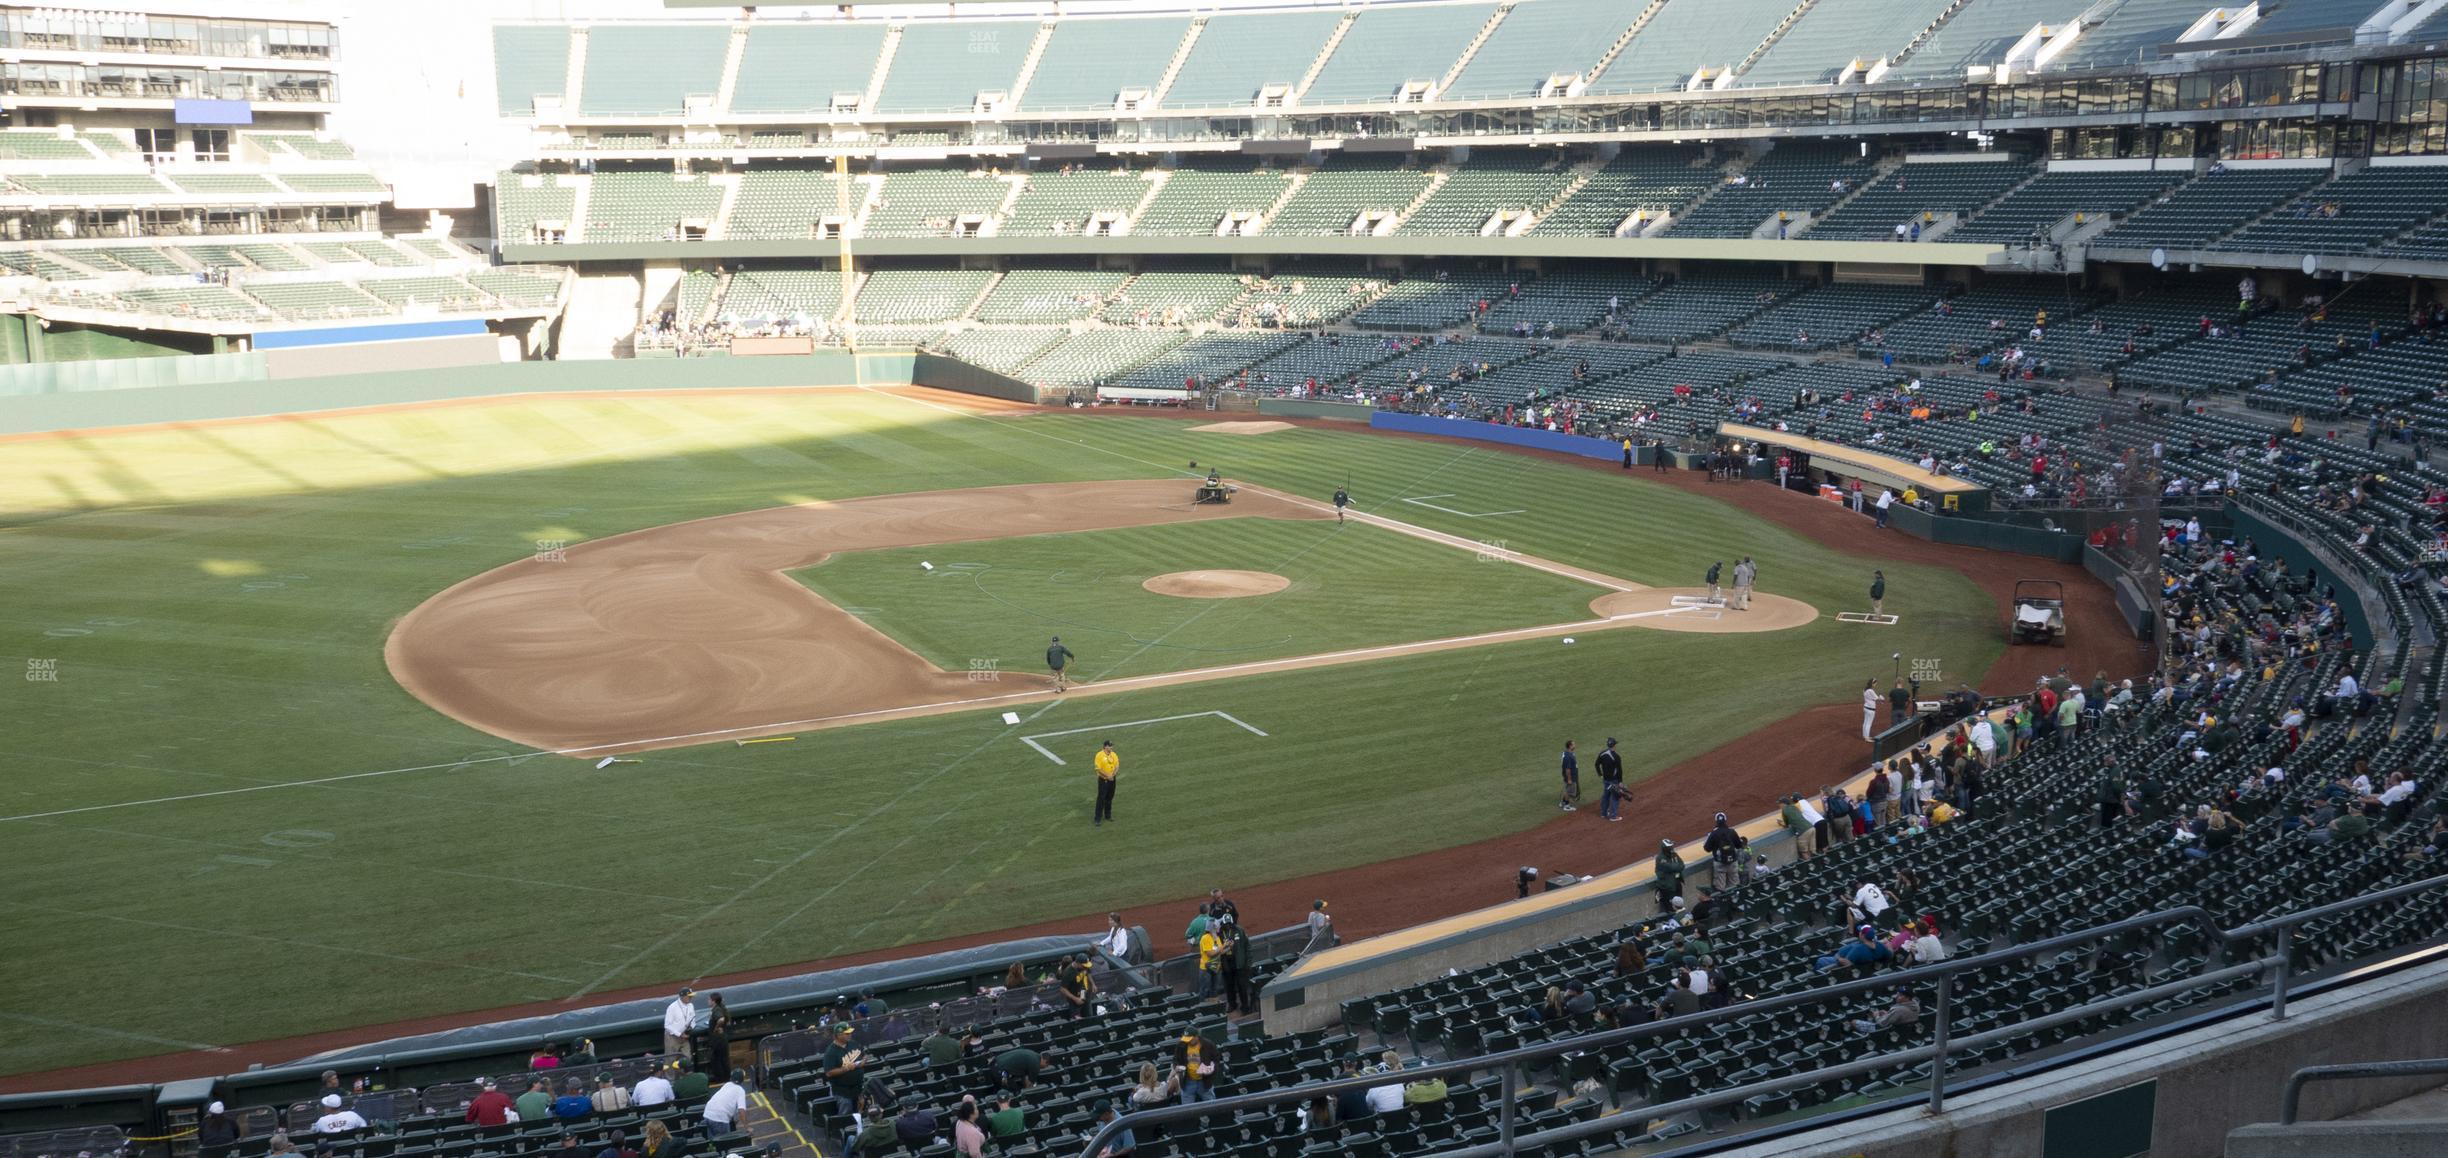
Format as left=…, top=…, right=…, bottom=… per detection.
left=1720, top=423, right=1990, bottom=515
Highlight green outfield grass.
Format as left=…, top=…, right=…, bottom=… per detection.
left=797, top=518, right=1610, bottom=680
left=0, top=388, right=1999, bottom=1076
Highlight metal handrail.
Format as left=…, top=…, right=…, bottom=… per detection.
left=2279, top=1058, right=2448, bottom=1125
left=1076, top=871, right=2448, bottom=1158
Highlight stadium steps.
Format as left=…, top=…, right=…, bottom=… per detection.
left=1732, top=0, right=1829, bottom=81
left=1150, top=17, right=1207, bottom=105
left=1921, top=165, right=2049, bottom=241
left=713, top=23, right=749, bottom=114
left=1438, top=3, right=1518, bottom=95
left=2201, top=167, right=2346, bottom=249
left=1125, top=170, right=1170, bottom=233
left=844, top=175, right=883, bottom=235
left=1259, top=170, right=1314, bottom=231
left=562, top=26, right=591, bottom=120
left=1586, top=0, right=1673, bottom=86
left=986, top=175, right=1030, bottom=236
left=698, top=268, right=733, bottom=327
left=710, top=175, right=746, bottom=240
left=1293, top=12, right=1360, bottom=104
left=1529, top=162, right=1603, bottom=228
left=1394, top=169, right=1453, bottom=229
left=1004, top=21, right=1059, bottom=109
left=1789, top=153, right=1905, bottom=238
left=565, top=175, right=596, bottom=245
left=959, top=271, right=1005, bottom=321
left=862, top=25, right=903, bottom=112
left=1885, top=0, right=1979, bottom=76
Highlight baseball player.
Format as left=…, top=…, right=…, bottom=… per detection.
left=1730, top=557, right=1756, bottom=611
left=1862, top=679, right=1880, bottom=742
left=1556, top=739, right=1580, bottom=812
left=1046, top=635, right=1076, bottom=691
left=1332, top=485, right=1349, bottom=524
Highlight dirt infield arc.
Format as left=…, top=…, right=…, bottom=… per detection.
left=385, top=478, right=1815, bottom=755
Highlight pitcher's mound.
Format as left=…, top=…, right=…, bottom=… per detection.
left=1143, top=569, right=1291, bottom=598
left=1189, top=420, right=1295, bottom=435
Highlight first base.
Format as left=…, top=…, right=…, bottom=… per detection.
left=921, top=561, right=935, bottom=571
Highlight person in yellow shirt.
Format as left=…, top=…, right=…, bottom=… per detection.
left=1901, top=485, right=1919, bottom=507
left=1196, top=923, right=1223, bottom=1002
left=1093, top=740, right=1119, bottom=827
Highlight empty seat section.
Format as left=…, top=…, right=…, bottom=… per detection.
left=863, top=171, right=1012, bottom=238
left=1349, top=273, right=1515, bottom=330
left=1445, top=0, right=1637, bottom=101
left=0, top=130, right=98, bottom=159
left=1664, top=141, right=1870, bottom=237
left=584, top=172, right=724, bottom=243
left=1739, top=0, right=1954, bottom=88
left=1303, top=4, right=1495, bottom=104
left=496, top=174, right=579, bottom=243
left=1019, top=17, right=1188, bottom=111
left=718, top=269, right=844, bottom=324
left=1805, top=159, right=2034, bottom=240
left=1001, top=170, right=1149, bottom=236
left=247, top=279, right=392, bottom=319
left=578, top=25, right=727, bottom=117
left=1727, top=282, right=1940, bottom=350
left=1589, top=0, right=1794, bottom=93
left=1530, top=147, right=1713, bottom=236
left=492, top=25, right=572, bottom=116
left=1159, top=10, right=1344, bottom=108
left=1606, top=271, right=1795, bottom=341
left=2089, top=168, right=2327, bottom=251
left=1132, top=161, right=1290, bottom=236
left=1267, top=158, right=1433, bottom=236
left=1948, top=169, right=2183, bottom=244
left=1400, top=152, right=1578, bottom=235
left=2211, top=166, right=2448, bottom=257
left=1015, top=330, right=1188, bottom=385
left=1887, top=0, right=2084, bottom=79
left=972, top=270, right=1129, bottom=323
left=730, top=24, right=887, bottom=114
left=853, top=269, right=993, bottom=323
left=727, top=169, right=850, bottom=241
left=875, top=20, right=1038, bottom=114
left=1102, top=272, right=1250, bottom=326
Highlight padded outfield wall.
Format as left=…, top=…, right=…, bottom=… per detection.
left=0, top=350, right=1039, bottom=437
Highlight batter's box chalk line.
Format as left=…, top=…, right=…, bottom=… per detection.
left=1019, top=711, right=1268, bottom=765
left=1668, top=594, right=1727, bottom=607
left=1835, top=612, right=1901, bottom=625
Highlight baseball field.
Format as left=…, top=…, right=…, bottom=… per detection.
left=0, top=385, right=2000, bottom=1080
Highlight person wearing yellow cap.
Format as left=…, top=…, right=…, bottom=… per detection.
left=1092, top=740, right=1119, bottom=826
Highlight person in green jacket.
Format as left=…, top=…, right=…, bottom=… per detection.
left=1869, top=570, right=1887, bottom=616
left=1654, top=839, right=1685, bottom=914
left=1781, top=796, right=1812, bottom=859
left=513, top=1079, right=552, bottom=1123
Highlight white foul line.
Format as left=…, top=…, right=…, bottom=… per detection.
left=1018, top=710, right=1269, bottom=765
left=1399, top=493, right=1528, bottom=518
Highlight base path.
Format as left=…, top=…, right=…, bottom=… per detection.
left=387, top=480, right=1815, bottom=755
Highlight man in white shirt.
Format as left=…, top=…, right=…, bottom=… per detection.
left=1851, top=879, right=1891, bottom=925
left=633, top=1067, right=676, bottom=1108
left=313, top=1095, right=366, bottom=1135
left=664, top=987, right=696, bottom=1059
left=1970, top=717, right=1997, bottom=767
left=2337, top=673, right=2360, bottom=701
left=1874, top=488, right=1895, bottom=529
left=702, top=1070, right=749, bottom=1135
left=1863, top=681, right=1881, bottom=742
